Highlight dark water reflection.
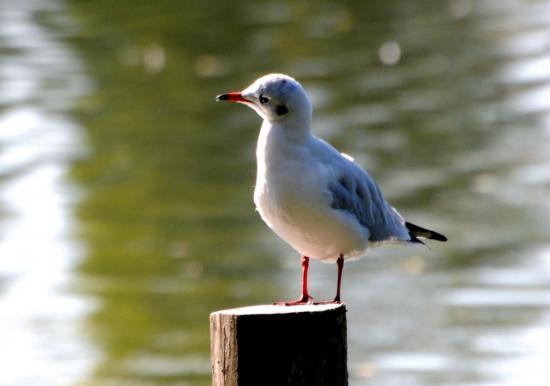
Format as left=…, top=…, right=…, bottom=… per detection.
left=1, top=0, right=550, bottom=385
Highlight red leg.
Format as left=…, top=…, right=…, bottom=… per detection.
left=315, top=254, right=345, bottom=304
left=275, top=256, right=313, bottom=306
left=334, top=254, right=344, bottom=303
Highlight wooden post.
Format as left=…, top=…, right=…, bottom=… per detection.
left=210, top=303, right=347, bottom=386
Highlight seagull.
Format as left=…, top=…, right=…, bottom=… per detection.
left=216, top=73, right=447, bottom=305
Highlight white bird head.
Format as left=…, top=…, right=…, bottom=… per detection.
left=216, top=73, right=312, bottom=127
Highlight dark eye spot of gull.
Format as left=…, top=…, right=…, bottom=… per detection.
left=276, top=105, right=288, bottom=115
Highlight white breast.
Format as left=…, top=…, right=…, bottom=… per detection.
left=253, top=123, right=371, bottom=262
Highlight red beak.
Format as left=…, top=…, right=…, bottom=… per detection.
left=216, top=92, right=250, bottom=103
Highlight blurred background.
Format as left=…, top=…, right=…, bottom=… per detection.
left=1, top=0, right=550, bottom=385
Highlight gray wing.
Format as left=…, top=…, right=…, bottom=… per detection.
left=328, top=162, right=408, bottom=242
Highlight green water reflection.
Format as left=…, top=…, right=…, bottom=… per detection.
left=62, top=0, right=550, bottom=385
left=68, top=2, right=285, bottom=385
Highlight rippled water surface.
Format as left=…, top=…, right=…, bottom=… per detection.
left=1, top=1, right=550, bottom=385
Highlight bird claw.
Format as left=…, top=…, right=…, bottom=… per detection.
left=313, top=298, right=342, bottom=305
left=274, top=295, right=314, bottom=306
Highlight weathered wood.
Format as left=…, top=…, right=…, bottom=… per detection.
left=210, top=303, right=347, bottom=386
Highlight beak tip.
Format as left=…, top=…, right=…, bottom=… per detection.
left=216, top=92, right=247, bottom=103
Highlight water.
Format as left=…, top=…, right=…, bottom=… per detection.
left=1, top=0, right=550, bottom=385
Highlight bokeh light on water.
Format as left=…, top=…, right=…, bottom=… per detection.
left=1, top=1, right=550, bottom=385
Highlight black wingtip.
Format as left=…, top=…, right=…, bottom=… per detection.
left=406, top=221, right=447, bottom=242
left=431, top=232, right=448, bottom=242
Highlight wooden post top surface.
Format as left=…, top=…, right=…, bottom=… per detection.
left=211, top=303, right=346, bottom=317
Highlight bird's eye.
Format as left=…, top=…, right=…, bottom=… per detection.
left=259, top=95, right=269, bottom=104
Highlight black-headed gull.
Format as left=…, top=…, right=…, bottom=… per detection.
left=217, top=73, right=447, bottom=305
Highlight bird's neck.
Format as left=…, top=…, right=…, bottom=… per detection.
left=256, top=120, right=312, bottom=174
left=263, top=116, right=311, bottom=143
